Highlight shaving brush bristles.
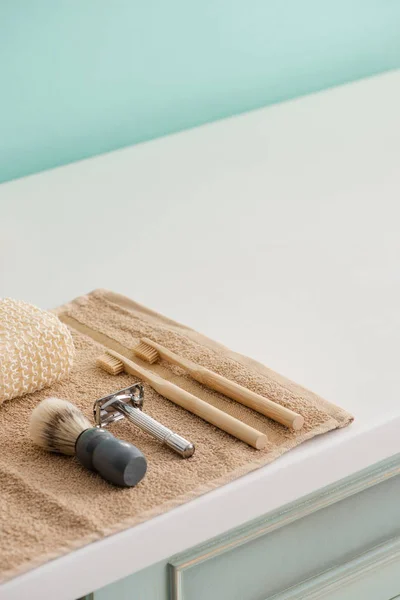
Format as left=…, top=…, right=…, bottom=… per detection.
left=29, top=397, right=91, bottom=455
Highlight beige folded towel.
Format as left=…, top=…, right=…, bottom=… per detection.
left=0, top=290, right=352, bottom=583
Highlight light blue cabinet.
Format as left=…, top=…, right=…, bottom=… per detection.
left=94, top=454, right=400, bottom=600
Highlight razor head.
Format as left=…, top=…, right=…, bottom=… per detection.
left=94, top=384, right=144, bottom=427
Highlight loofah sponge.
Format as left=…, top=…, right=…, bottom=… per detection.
left=0, top=298, right=75, bottom=406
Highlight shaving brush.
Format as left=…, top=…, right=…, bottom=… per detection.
left=29, top=398, right=147, bottom=487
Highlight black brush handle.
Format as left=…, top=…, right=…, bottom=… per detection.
left=75, top=428, right=147, bottom=487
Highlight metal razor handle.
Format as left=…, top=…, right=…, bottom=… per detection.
left=112, top=399, right=195, bottom=458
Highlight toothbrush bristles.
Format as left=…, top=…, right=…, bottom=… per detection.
left=133, top=341, right=159, bottom=364
left=96, top=353, right=124, bottom=375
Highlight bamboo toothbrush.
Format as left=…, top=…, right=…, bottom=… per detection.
left=96, top=349, right=268, bottom=450
left=133, top=338, right=304, bottom=431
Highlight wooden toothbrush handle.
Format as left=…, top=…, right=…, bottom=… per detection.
left=106, top=348, right=267, bottom=449
left=196, top=368, right=304, bottom=430
left=140, top=338, right=303, bottom=430
left=150, top=376, right=267, bottom=450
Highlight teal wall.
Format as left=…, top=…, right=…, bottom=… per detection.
left=1, top=0, right=399, bottom=184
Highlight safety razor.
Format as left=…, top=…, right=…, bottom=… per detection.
left=93, top=384, right=195, bottom=458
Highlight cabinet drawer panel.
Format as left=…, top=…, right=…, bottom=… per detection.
left=171, top=474, right=400, bottom=600
left=94, top=457, right=400, bottom=600
left=313, top=556, right=400, bottom=600
left=94, top=561, right=167, bottom=600
left=273, top=538, right=400, bottom=600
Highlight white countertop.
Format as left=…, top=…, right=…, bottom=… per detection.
left=1, top=70, right=400, bottom=600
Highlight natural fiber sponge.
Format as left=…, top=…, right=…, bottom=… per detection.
left=0, top=298, right=75, bottom=405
